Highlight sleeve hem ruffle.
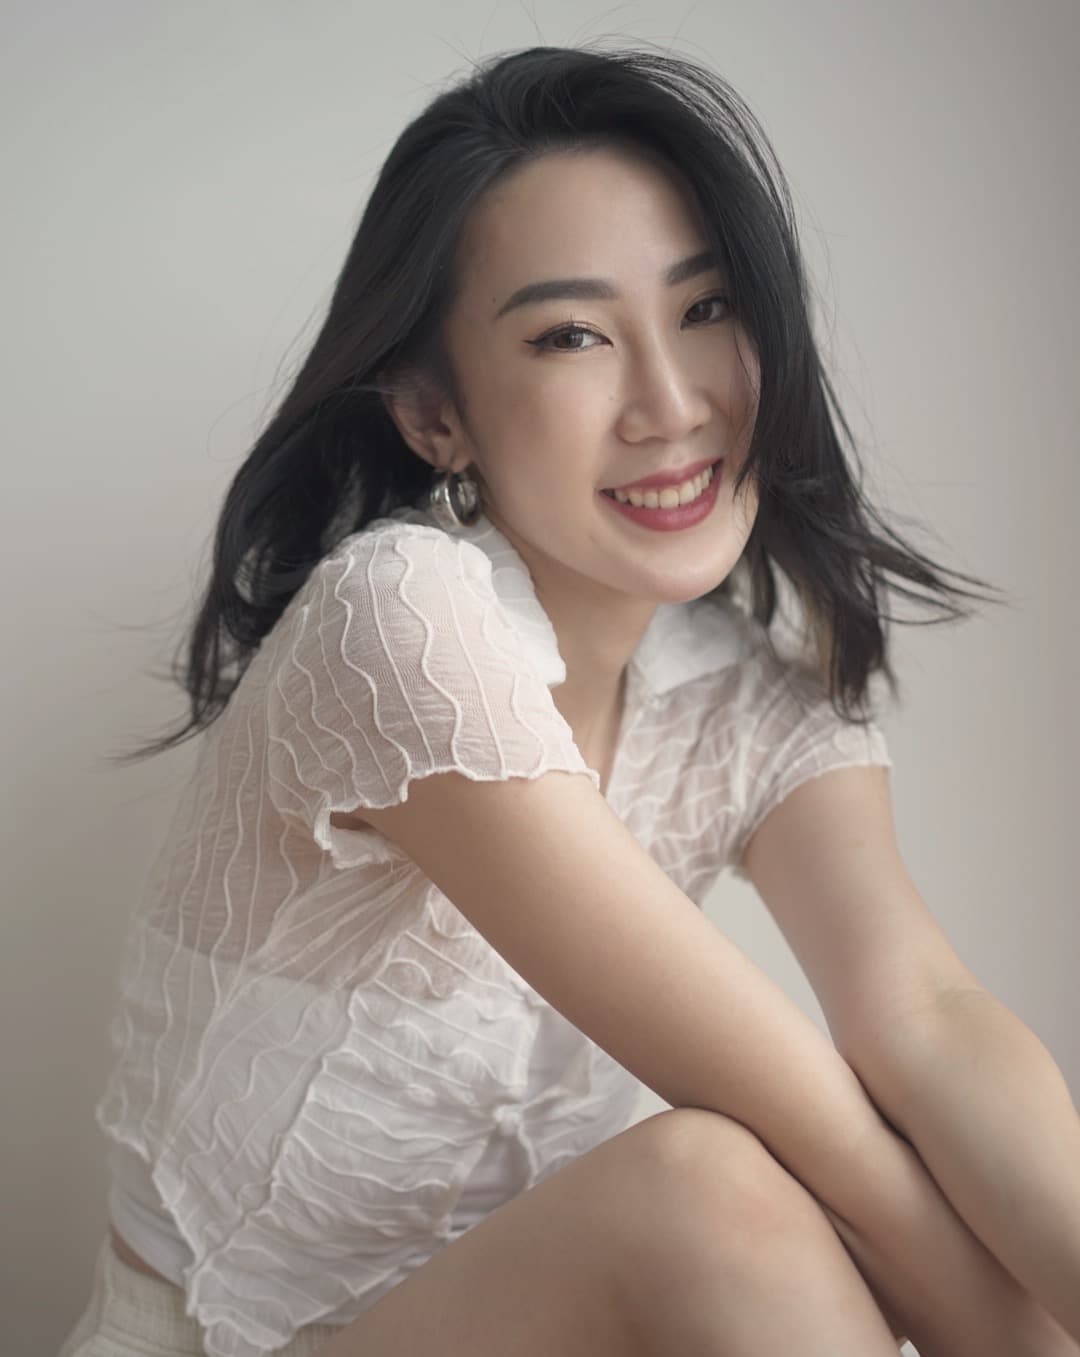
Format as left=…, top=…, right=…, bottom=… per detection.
left=314, top=761, right=602, bottom=870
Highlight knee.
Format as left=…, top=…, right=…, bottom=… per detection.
left=611, top=1106, right=815, bottom=1245
left=595, top=1109, right=908, bottom=1351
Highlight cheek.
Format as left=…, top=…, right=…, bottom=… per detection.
left=499, top=362, right=607, bottom=423
left=472, top=368, right=609, bottom=474
left=468, top=360, right=559, bottom=440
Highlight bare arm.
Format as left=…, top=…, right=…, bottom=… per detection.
left=841, top=986, right=1080, bottom=1345
left=816, top=1118, right=1079, bottom=1356
left=356, top=769, right=907, bottom=1205
left=734, top=761, right=1080, bottom=1353
left=352, top=768, right=1067, bottom=1353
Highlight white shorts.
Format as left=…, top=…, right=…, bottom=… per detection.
left=56, top=1235, right=343, bottom=1357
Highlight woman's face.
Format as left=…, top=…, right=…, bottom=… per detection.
left=437, top=144, right=761, bottom=608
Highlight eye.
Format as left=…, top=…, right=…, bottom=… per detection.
left=526, top=318, right=597, bottom=353
left=526, top=292, right=732, bottom=354
left=684, top=293, right=732, bottom=325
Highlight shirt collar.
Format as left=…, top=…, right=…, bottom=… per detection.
left=385, top=503, right=749, bottom=698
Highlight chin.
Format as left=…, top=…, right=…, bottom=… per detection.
left=625, top=561, right=739, bottom=607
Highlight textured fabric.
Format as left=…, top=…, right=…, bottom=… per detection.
left=55, top=1236, right=340, bottom=1357
left=107, top=993, right=588, bottom=1282
left=94, top=502, right=892, bottom=1357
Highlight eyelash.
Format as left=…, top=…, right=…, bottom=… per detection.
left=525, top=292, right=733, bottom=354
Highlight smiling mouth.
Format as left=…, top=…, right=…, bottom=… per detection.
left=601, top=459, right=722, bottom=507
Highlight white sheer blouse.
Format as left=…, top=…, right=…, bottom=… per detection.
left=97, top=503, right=892, bottom=1357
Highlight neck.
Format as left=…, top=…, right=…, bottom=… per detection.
left=544, top=614, right=640, bottom=747
left=477, top=507, right=656, bottom=742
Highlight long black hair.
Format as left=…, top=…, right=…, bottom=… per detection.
left=111, top=39, right=1006, bottom=765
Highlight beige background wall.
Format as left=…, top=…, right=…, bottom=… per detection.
left=3, top=3, right=1076, bottom=1355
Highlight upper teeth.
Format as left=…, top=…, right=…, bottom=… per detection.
left=611, top=464, right=714, bottom=508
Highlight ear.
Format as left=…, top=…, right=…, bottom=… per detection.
left=378, top=368, right=471, bottom=476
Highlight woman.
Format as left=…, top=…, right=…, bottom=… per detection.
left=59, top=41, right=1080, bottom=1357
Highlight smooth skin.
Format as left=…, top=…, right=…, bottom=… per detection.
left=327, top=144, right=915, bottom=1352
left=382, top=139, right=762, bottom=754
left=110, top=1106, right=907, bottom=1354
left=104, top=143, right=914, bottom=1354
left=305, top=1107, right=905, bottom=1357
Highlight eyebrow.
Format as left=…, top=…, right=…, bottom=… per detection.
left=492, top=248, right=723, bottom=320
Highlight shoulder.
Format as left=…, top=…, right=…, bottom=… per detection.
left=647, top=603, right=877, bottom=756
left=314, top=518, right=494, bottom=601
left=274, top=518, right=507, bottom=659
left=259, top=519, right=504, bottom=722
left=261, top=518, right=596, bottom=867
left=289, top=515, right=570, bottom=690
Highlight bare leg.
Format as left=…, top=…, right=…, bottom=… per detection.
left=305, top=1105, right=903, bottom=1357
left=619, top=1109, right=905, bottom=1354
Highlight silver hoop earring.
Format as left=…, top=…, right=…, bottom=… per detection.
left=426, top=469, right=481, bottom=530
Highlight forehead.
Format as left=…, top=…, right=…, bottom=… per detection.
left=454, top=146, right=709, bottom=307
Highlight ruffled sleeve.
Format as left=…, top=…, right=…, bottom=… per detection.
left=265, top=523, right=598, bottom=869
left=729, top=655, right=893, bottom=881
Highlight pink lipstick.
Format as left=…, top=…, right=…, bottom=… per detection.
left=598, top=459, right=723, bottom=532
left=605, top=456, right=717, bottom=494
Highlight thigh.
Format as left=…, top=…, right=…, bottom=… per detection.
left=308, top=1110, right=694, bottom=1357
left=59, top=1110, right=905, bottom=1357
left=310, top=1104, right=885, bottom=1357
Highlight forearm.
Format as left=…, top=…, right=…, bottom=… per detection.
left=815, top=1116, right=1076, bottom=1356
left=847, top=987, right=1080, bottom=1342
left=717, top=993, right=1077, bottom=1351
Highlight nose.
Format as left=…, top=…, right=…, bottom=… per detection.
left=614, top=335, right=712, bottom=445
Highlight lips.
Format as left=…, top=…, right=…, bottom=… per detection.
left=604, top=456, right=720, bottom=494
